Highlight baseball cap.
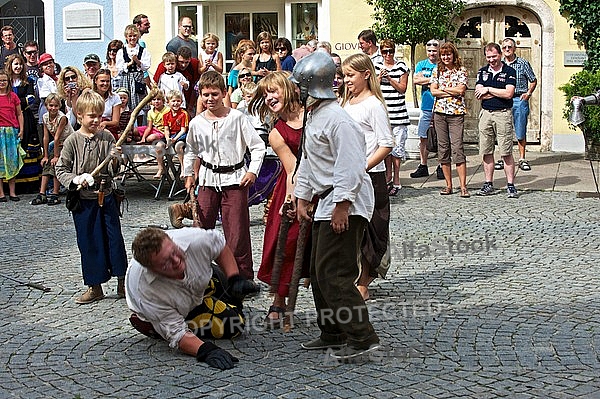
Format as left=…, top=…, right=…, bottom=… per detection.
left=38, top=53, right=54, bottom=65
left=84, top=53, right=101, bottom=64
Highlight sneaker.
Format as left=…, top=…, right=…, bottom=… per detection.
left=410, top=164, right=429, bottom=178
left=476, top=182, right=496, bottom=196
left=330, top=343, right=382, bottom=360
left=436, top=165, right=444, bottom=180
left=507, top=184, right=519, bottom=198
left=301, top=337, right=347, bottom=350
left=74, top=285, right=105, bottom=304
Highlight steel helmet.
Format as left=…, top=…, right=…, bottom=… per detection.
left=290, top=50, right=337, bottom=101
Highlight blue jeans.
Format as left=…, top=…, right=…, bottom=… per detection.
left=512, top=97, right=530, bottom=141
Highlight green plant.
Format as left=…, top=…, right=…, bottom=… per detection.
left=559, top=0, right=600, bottom=71
left=365, top=0, right=465, bottom=107
left=559, top=69, right=600, bottom=141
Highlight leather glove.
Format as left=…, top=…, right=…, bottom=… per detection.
left=228, top=275, right=260, bottom=299
left=73, top=173, right=95, bottom=187
left=196, top=342, right=238, bottom=370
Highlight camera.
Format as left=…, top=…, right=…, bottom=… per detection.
left=67, top=82, right=78, bottom=90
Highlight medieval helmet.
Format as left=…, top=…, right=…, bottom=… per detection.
left=290, top=50, right=337, bottom=101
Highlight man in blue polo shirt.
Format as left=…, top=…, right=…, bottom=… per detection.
left=474, top=42, right=518, bottom=198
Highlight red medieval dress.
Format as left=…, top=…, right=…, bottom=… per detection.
left=257, top=118, right=310, bottom=297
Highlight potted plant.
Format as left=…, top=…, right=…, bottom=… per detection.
left=560, top=69, right=600, bottom=160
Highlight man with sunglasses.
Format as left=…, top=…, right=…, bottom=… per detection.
left=23, top=41, right=42, bottom=141
left=167, top=16, right=198, bottom=59
left=501, top=37, right=537, bottom=172
left=411, top=39, right=444, bottom=179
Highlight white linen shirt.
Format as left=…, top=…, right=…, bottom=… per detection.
left=158, top=71, right=189, bottom=107
left=294, top=100, right=374, bottom=221
left=125, top=228, right=225, bottom=349
left=343, top=95, right=394, bottom=173
left=183, top=108, right=266, bottom=188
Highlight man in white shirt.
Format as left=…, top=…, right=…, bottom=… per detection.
left=126, top=227, right=258, bottom=370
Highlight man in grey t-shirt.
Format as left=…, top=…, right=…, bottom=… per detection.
left=166, top=16, right=198, bottom=59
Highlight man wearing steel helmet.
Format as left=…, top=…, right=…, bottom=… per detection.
left=291, top=51, right=380, bottom=360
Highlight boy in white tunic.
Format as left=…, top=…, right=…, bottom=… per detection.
left=183, top=71, right=265, bottom=281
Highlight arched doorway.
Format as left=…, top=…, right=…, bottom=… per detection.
left=455, top=6, right=541, bottom=143
left=0, top=0, right=45, bottom=51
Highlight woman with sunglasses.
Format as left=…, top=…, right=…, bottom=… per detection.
left=57, top=66, right=92, bottom=129
left=375, top=39, right=410, bottom=197
left=104, top=39, right=124, bottom=89
left=230, top=67, right=254, bottom=108
left=273, top=37, right=295, bottom=72
left=92, top=69, right=121, bottom=139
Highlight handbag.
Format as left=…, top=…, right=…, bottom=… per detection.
left=426, top=120, right=438, bottom=153
left=65, top=189, right=82, bottom=212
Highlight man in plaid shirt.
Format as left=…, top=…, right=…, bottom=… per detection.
left=502, top=38, right=537, bottom=172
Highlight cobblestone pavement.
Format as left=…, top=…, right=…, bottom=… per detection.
left=1, top=181, right=599, bottom=398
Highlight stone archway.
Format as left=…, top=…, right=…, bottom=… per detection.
left=463, top=0, right=554, bottom=151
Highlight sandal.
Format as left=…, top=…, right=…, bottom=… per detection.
left=440, top=187, right=453, bottom=195
left=31, top=194, right=47, bottom=205
left=519, top=159, right=531, bottom=171
left=460, top=188, right=471, bottom=198
left=494, top=160, right=504, bottom=170
left=264, top=305, right=286, bottom=330
left=47, top=194, right=61, bottom=205
left=388, top=185, right=401, bottom=196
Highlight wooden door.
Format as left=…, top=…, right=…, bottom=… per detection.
left=455, top=6, right=541, bottom=143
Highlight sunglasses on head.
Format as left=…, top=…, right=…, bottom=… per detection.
left=381, top=49, right=394, bottom=55
left=239, top=73, right=252, bottom=79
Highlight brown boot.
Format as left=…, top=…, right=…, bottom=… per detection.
left=117, top=278, right=125, bottom=299
left=168, top=202, right=194, bottom=228
left=75, top=285, right=104, bottom=304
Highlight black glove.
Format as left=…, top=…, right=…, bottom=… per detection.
left=228, top=275, right=260, bottom=299
left=196, top=342, right=239, bottom=370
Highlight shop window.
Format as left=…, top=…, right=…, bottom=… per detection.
left=457, top=17, right=482, bottom=39
left=504, top=16, right=531, bottom=38
left=292, top=3, right=317, bottom=48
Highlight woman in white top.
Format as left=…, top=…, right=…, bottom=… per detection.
left=92, top=68, right=122, bottom=139
left=341, top=53, right=394, bottom=301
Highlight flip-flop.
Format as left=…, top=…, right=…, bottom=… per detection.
left=440, top=187, right=453, bottom=195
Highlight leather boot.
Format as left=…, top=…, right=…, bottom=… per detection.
left=75, top=285, right=104, bottom=304
left=117, top=277, right=125, bottom=299
left=168, top=202, right=194, bottom=229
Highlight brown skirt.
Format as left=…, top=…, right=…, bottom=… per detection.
left=361, top=171, right=391, bottom=279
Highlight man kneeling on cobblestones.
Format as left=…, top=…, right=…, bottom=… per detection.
left=126, top=227, right=259, bottom=370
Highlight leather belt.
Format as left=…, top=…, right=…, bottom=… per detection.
left=200, top=159, right=245, bottom=173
